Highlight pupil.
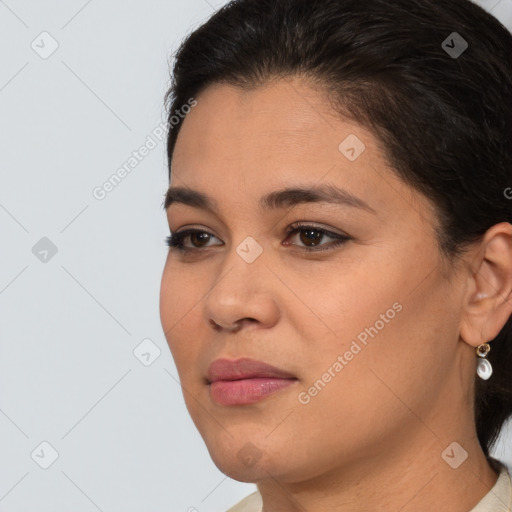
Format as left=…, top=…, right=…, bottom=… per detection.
left=192, top=232, right=210, bottom=246
left=301, top=229, right=322, bottom=246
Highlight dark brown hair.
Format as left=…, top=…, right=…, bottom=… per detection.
left=163, top=0, right=512, bottom=458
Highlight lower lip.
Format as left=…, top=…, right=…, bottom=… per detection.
left=209, top=378, right=297, bottom=405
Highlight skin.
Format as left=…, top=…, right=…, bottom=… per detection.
left=159, top=76, right=512, bottom=512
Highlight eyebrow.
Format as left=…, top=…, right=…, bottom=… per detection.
left=163, top=183, right=376, bottom=215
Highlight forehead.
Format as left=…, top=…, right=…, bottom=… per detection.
left=173, top=78, right=376, bottom=182
left=174, top=78, right=352, bottom=160
left=170, top=78, right=434, bottom=224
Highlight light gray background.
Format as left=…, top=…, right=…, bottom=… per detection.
left=1, top=1, right=511, bottom=511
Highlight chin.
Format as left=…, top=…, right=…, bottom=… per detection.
left=201, top=433, right=278, bottom=481
left=216, top=462, right=266, bottom=483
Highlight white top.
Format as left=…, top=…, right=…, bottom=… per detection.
left=226, top=459, right=512, bottom=512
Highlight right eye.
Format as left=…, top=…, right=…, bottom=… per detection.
left=165, top=229, right=223, bottom=252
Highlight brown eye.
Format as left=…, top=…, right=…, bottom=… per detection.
left=165, top=229, right=222, bottom=251
left=298, top=228, right=324, bottom=246
left=189, top=232, right=212, bottom=247
left=284, top=223, right=352, bottom=253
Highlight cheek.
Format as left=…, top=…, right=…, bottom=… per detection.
left=278, top=255, right=404, bottom=354
left=159, top=262, right=203, bottom=370
left=288, top=247, right=455, bottom=409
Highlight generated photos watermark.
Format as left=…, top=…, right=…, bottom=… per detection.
left=298, top=301, right=403, bottom=404
left=92, top=98, right=197, bottom=201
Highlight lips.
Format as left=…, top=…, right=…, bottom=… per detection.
left=206, top=357, right=297, bottom=383
left=206, top=358, right=298, bottom=406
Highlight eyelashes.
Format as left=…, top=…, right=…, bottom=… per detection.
left=165, top=222, right=351, bottom=255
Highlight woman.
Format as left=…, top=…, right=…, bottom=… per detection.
left=159, top=0, right=512, bottom=510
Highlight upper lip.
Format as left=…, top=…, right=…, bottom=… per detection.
left=206, top=357, right=297, bottom=383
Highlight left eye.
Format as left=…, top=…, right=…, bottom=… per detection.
left=283, top=223, right=351, bottom=252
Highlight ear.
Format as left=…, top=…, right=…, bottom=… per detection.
left=460, top=222, right=512, bottom=348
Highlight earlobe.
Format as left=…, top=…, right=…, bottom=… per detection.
left=459, top=222, right=512, bottom=349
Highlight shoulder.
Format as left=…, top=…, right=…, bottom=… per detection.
left=469, top=457, right=512, bottom=512
left=225, top=490, right=263, bottom=512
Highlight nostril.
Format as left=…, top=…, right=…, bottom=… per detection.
left=209, top=319, right=250, bottom=333
left=209, top=319, right=222, bottom=331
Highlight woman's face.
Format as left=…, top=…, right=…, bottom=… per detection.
left=160, top=77, right=474, bottom=483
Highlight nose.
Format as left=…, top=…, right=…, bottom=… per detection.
left=203, top=249, right=280, bottom=333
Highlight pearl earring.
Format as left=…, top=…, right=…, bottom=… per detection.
left=476, top=342, right=493, bottom=380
